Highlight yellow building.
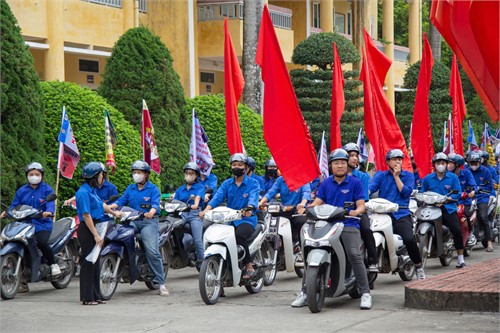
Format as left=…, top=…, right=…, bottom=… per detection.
left=8, top=0, right=421, bottom=109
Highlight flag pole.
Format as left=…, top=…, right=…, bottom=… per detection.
left=53, top=107, right=66, bottom=222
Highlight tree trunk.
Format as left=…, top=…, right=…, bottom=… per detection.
left=242, top=0, right=263, bottom=114
left=428, top=1, right=442, bottom=61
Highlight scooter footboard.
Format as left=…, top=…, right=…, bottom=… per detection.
left=373, top=233, right=385, bottom=249
left=306, top=249, right=331, bottom=267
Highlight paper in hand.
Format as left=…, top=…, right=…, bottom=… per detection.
left=85, top=221, right=109, bottom=264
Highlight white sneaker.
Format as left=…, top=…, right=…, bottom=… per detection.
left=291, top=291, right=307, bottom=307
left=360, top=293, right=372, bottom=310
left=367, top=264, right=379, bottom=273
left=416, top=267, right=426, bottom=280
left=51, top=264, right=61, bottom=276
left=158, top=287, right=170, bottom=296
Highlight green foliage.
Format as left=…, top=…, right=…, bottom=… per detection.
left=0, top=0, right=48, bottom=209
left=185, top=95, right=270, bottom=183
left=41, top=81, right=160, bottom=208
left=291, top=32, right=361, bottom=69
left=98, top=27, right=189, bottom=189
left=466, top=96, right=497, bottom=141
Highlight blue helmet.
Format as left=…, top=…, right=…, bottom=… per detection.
left=447, top=153, right=465, bottom=166
left=82, top=162, right=104, bottom=179
left=265, top=158, right=277, bottom=168
left=131, top=160, right=151, bottom=173
left=246, top=157, right=256, bottom=170
left=479, top=150, right=490, bottom=160
left=467, top=152, right=481, bottom=163
left=328, top=148, right=349, bottom=163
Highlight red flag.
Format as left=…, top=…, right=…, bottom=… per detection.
left=256, top=5, right=319, bottom=191
left=359, top=29, right=411, bottom=171
left=141, top=100, right=161, bottom=174
left=224, top=18, right=245, bottom=154
left=430, top=0, right=498, bottom=122
left=330, top=42, right=345, bottom=151
left=450, top=54, right=467, bottom=157
left=411, top=34, right=434, bottom=179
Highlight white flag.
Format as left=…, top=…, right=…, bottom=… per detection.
left=318, top=131, right=329, bottom=179
left=190, top=109, right=215, bottom=175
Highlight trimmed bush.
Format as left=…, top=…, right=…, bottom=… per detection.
left=98, top=27, right=189, bottom=189
left=185, top=95, right=270, bottom=183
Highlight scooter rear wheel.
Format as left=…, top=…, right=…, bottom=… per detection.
left=1, top=253, right=21, bottom=300
left=306, top=265, right=327, bottom=313
left=199, top=255, right=222, bottom=305
left=99, top=254, right=119, bottom=300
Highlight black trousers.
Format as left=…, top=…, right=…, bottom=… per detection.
left=35, top=230, right=55, bottom=265
left=360, top=214, right=378, bottom=265
left=441, top=208, right=464, bottom=250
left=77, top=222, right=103, bottom=302
left=476, top=202, right=492, bottom=241
left=235, top=223, right=255, bottom=265
left=390, top=215, right=422, bottom=265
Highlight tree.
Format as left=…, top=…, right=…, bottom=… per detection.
left=0, top=0, right=48, bottom=206
left=98, top=27, right=189, bottom=189
left=290, top=32, right=363, bottom=151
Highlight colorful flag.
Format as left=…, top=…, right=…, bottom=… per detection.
left=141, top=100, right=161, bottom=174
left=443, top=113, right=453, bottom=154
left=255, top=4, right=319, bottom=191
left=224, top=18, right=245, bottom=155
left=104, top=110, right=117, bottom=174
left=411, top=33, right=435, bottom=178
left=190, top=109, right=215, bottom=176
left=330, top=42, right=345, bottom=151
left=450, top=54, right=467, bottom=156
left=57, top=106, right=80, bottom=179
left=318, top=131, right=329, bottom=179
left=359, top=29, right=412, bottom=171
left=356, top=128, right=368, bottom=163
left=467, top=120, right=479, bottom=152
left=482, top=123, right=500, bottom=166
left=367, top=143, right=376, bottom=170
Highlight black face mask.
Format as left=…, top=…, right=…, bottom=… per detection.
left=231, top=168, right=245, bottom=177
left=266, top=169, right=278, bottom=178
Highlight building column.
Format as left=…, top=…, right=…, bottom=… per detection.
left=45, top=0, right=65, bottom=81
left=123, top=0, right=136, bottom=31
left=382, top=0, right=395, bottom=112
left=408, top=0, right=421, bottom=64
left=320, top=0, right=333, bottom=32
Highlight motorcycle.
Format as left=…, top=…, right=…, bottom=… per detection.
left=472, top=187, right=499, bottom=248
left=301, top=204, right=370, bottom=313
left=261, top=202, right=303, bottom=285
left=99, top=206, right=169, bottom=300
left=0, top=194, right=76, bottom=300
left=414, top=191, right=457, bottom=268
left=60, top=200, right=81, bottom=276
left=198, top=207, right=271, bottom=305
left=365, top=199, right=415, bottom=282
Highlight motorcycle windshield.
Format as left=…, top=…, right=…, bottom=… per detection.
left=9, top=205, right=38, bottom=220
left=306, top=204, right=346, bottom=221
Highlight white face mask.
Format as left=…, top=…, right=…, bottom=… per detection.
left=435, top=165, right=447, bottom=173
left=185, top=175, right=196, bottom=184
left=133, top=173, right=145, bottom=184
left=28, top=176, right=42, bottom=185
left=470, top=165, right=479, bottom=171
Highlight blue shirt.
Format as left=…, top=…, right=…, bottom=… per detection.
left=208, top=175, right=260, bottom=228
left=352, top=169, right=370, bottom=201
left=487, top=164, right=499, bottom=185
left=369, top=170, right=414, bottom=220
left=413, top=171, right=422, bottom=189
left=174, top=182, right=205, bottom=206
left=10, top=182, right=55, bottom=232
left=198, top=173, right=218, bottom=192
left=115, top=181, right=161, bottom=214
left=468, top=165, right=493, bottom=204
left=95, top=180, right=119, bottom=203
left=261, top=176, right=278, bottom=193
left=264, top=176, right=311, bottom=206
left=421, top=172, right=461, bottom=213
left=457, top=169, right=477, bottom=205
left=309, top=178, right=320, bottom=193
left=250, top=173, right=265, bottom=192
left=316, top=175, right=364, bottom=229
left=75, top=183, right=105, bottom=222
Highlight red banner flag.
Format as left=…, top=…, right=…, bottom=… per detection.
left=330, top=42, right=345, bottom=151
left=450, top=54, right=467, bottom=157
left=141, top=100, right=161, bottom=174
left=430, top=0, right=498, bottom=122
left=360, top=29, right=411, bottom=171
left=224, top=18, right=245, bottom=155
left=411, top=34, right=434, bottom=179
left=256, top=5, right=319, bottom=191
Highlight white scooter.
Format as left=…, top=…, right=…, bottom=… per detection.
left=366, top=199, right=415, bottom=282
left=199, top=207, right=271, bottom=305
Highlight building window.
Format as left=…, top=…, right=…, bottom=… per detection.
left=334, top=12, right=345, bottom=33
left=312, top=2, right=320, bottom=28
left=347, top=12, right=352, bottom=35
left=79, top=59, right=99, bottom=73
left=198, top=5, right=214, bottom=20
left=220, top=4, right=237, bottom=18
left=200, top=72, right=215, bottom=84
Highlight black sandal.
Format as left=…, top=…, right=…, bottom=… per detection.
left=242, top=269, right=256, bottom=279
left=96, top=300, right=106, bottom=304
left=82, top=301, right=99, bottom=306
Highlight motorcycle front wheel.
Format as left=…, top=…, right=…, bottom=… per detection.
left=398, top=261, right=415, bottom=281
left=418, top=234, right=430, bottom=269
left=439, top=249, right=453, bottom=266
left=99, top=254, right=119, bottom=300
left=1, top=253, right=21, bottom=300
left=51, top=244, right=75, bottom=289
left=306, top=265, right=327, bottom=313
left=199, top=255, right=223, bottom=305
left=262, top=240, right=277, bottom=286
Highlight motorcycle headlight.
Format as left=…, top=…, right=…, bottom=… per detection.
left=164, top=203, right=180, bottom=213
left=268, top=205, right=280, bottom=214
left=305, top=239, right=330, bottom=247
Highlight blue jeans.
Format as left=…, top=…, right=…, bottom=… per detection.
left=182, top=210, right=204, bottom=262
left=131, top=218, right=165, bottom=285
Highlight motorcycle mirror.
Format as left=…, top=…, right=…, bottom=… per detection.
left=109, top=195, right=120, bottom=202
left=205, top=188, right=214, bottom=195
left=45, top=193, right=57, bottom=202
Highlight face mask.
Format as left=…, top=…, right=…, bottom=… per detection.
left=133, top=173, right=145, bottom=183
left=266, top=169, right=277, bottom=178
left=231, top=168, right=245, bottom=177
left=470, top=165, right=479, bottom=171
left=185, top=175, right=196, bottom=184
left=435, top=165, right=446, bottom=173
left=28, top=176, right=41, bottom=185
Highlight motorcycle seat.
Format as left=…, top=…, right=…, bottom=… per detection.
left=48, top=217, right=73, bottom=244
left=246, top=223, right=264, bottom=244
left=159, top=222, right=170, bottom=234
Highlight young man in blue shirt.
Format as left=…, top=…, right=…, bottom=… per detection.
left=291, top=149, right=372, bottom=310
left=261, top=158, right=279, bottom=193
left=369, top=149, right=425, bottom=279
left=198, top=172, right=218, bottom=206
left=109, top=161, right=168, bottom=295
left=421, top=153, right=465, bottom=267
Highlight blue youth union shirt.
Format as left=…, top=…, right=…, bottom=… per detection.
left=369, top=170, right=414, bottom=220
left=174, top=182, right=205, bottom=205
left=75, top=183, right=105, bottom=221
left=421, top=171, right=461, bottom=213
left=264, top=176, right=311, bottom=206
left=115, top=181, right=161, bottom=215
left=10, top=182, right=55, bottom=232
